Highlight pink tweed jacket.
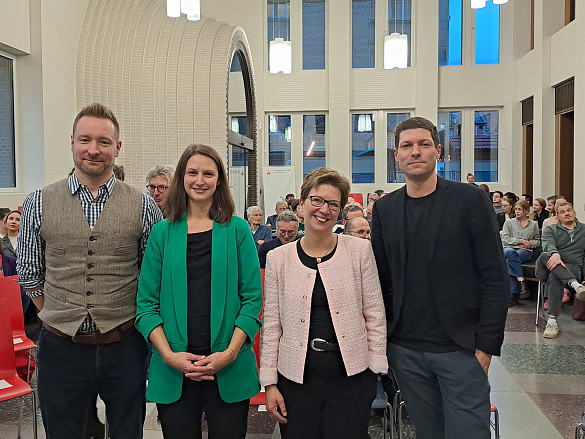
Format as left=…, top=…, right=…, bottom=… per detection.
left=259, top=234, right=388, bottom=386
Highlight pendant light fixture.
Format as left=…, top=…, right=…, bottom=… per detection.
left=493, top=0, right=508, bottom=4
left=384, top=0, right=408, bottom=69
left=269, top=1, right=292, bottom=74
left=167, top=0, right=200, bottom=20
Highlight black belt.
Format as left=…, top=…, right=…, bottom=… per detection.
left=309, top=338, right=340, bottom=352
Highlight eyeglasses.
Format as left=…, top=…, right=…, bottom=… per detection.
left=146, top=185, right=169, bottom=193
left=278, top=230, right=297, bottom=238
left=348, top=230, right=371, bottom=237
left=308, top=196, right=342, bottom=212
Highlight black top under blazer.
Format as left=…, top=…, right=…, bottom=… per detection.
left=371, top=177, right=509, bottom=356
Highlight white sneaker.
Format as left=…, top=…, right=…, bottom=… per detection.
left=576, top=284, right=585, bottom=302
left=543, top=319, right=559, bottom=339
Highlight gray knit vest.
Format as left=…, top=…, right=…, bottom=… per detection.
left=39, top=179, right=143, bottom=336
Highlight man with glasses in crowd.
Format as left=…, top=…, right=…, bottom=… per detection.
left=145, top=165, right=174, bottom=213
left=344, top=217, right=371, bottom=241
left=257, top=211, right=299, bottom=269
left=266, top=200, right=289, bottom=231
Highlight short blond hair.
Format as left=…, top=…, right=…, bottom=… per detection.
left=73, top=103, right=119, bottom=139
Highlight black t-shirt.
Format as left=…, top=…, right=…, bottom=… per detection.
left=297, top=240, right=338, bottom=342
left=186, top=229, right=212, bottom=355
left=390, top=190, right=462, bottom=353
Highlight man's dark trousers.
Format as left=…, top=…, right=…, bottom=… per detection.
left=37, top=326, right=148, bottom=439
left=388, top=343, right=490, bottom=439
left=535, top=251, right=582, bottom=316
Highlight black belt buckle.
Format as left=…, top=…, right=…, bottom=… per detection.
left=310, top=338, right=327, bottom=352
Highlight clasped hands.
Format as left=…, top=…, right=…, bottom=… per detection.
left=163, top=350, right=234, bottom=381
left=518, top=239, right=532, bottom=249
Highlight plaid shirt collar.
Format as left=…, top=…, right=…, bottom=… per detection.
left=68, top=172, right=117, bottom=197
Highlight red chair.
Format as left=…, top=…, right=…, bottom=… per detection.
left=250, top=269, right=265, bottom=406
left=0, top=299, right=38, bottom=438
left=0, top=276, right=36, bottom=383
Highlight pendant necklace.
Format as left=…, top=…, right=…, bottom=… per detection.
left=303, top=236, right=337, bottom=264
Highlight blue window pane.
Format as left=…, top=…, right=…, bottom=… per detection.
left=352, top=114, right=375, bottom=183
left=438, top=0, right=462, bottom=66
left=303, top=0, right=325, bottom=70
left=475, top=2, right=499, bottom=65
left=0, top=55, right=15, bottom=188
left=474, top=111, right=498, bottom=182
left=269, top=115, right=292, bottom=166
left=352, top=0, right=375, bottom=68
left=303, top=115, right=326, bottom=178
left=388, top=0, right=412, bottom=67
left=268, top=1, right=291, bottom=71
left=386, top=113, right=411, bottom=183
left=437, top=111, right=462, bottom=182
left=230, top=53, right=242, bottom=72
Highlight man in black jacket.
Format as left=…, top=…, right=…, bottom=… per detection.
left=371, top=117, right=508, bottom=439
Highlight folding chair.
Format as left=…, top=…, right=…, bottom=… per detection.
left=490, top=400, right=500, bottom=439
left=0, top=276, right=36, bottom=383
left=0, top=300, right=38, bottom=438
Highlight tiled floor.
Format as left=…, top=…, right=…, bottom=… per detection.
left=3, top=295, right=585, bottom=438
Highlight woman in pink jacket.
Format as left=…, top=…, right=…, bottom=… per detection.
left=260, top=168, right=387, bottom=439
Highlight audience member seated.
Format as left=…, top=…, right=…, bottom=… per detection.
left=530, top=197, right=550, bottom=229
left=266, top=201, right=288, bottom=231
left=0, top=240, right=30, bottom=313
left=368, top=193, right=379, bottom=203
left=545, top=195, right=560, bottom=215
left=365, top=202, right=374, bottom=221
left=504, top=192, right=518, bottom=205
left=247, top=206, right=272, bottom=246
left=334, top=203, right=364, bottom=233
left=374, top=189, right=385, bottom=198
left=0, top=208, right=10, bottom=238
left=145, top=165, right=174, bottom=213
left=493, top=190, right=504, bottom=215
left=497, top=199, right=514, bottom=231
left=257, top=211, right=299, bottom=269
left=286, top=193, right=295, bottom=209
left=466, top=173, right=478, bottom=186
left=520, top=194, right=533, bottom=207
left=502, top=200, right=541, bottom=307
left=542, top=196, right=568, bottom=230
left=113, top=164, right=125, bottom=181
left=536, top=202, right=585, bottom=339
left=344, top=217, right=371, bottom=241
left=1, top=210, right=21, bottom=258
left=479, top=184, right=490, bottom=198
left=290, top=199, right=305, bottom=235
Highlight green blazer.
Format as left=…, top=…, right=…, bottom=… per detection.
left=135, top=215, right=262, bottom=404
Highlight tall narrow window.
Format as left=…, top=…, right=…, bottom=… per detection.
left=475, top=2, right=499, bottom=65
left=268, top=115, right=292, bottom=166
left=474, top=110, right=498, bottom=182
left=303, top=115, right=326, bottom=178
left=0, top=55, right=15, bottom=188
left=268, top=0, right=291, bottom=71
left=438, top=0, right=462, bottom=66
left=387, top=113, right=410, bottom=183
left=352, top=0, right=376, bottom=68
left=388, top=0, right=412, bottom=67
left=437, top=111, right=462, bottom=182
left=352, top=114, right=375, bottom=183
left=303, top=0, right=326, bottom=70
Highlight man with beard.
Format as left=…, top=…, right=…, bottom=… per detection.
left=17, top=103, right=162, bottom=439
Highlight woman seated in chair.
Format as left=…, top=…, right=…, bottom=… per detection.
left=497, top=199, right=515, bottom=231
left=502, top=200, right=540, bottom=308
left=530, top=197, right=550, bottom=229
left=0, top=240, right=30, bottom=313
left=260, top=167, right=387, bottom=439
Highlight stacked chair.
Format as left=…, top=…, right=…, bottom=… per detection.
left=0, top=296, right=38, bottom=438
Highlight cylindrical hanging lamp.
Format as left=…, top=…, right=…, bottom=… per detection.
left=167, top=0, right=181, bottom=17
left=493, top=0, right=508, bottom=4
left=471, top=0, right=487, bottom=9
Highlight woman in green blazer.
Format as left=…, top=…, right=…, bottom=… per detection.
left=136, top=144, right=262, bottom=439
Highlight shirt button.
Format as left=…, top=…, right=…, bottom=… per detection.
left=86, top=276, right=93, bottom=282
left=299, top=342, right=303, bottom=346
left=324, top=268, right=327, bottom=271
left=307, top=274, right=311, bottom=277
left=86, top=291, right=92, bottom=296
left=87, top=263, right=94, bottom=269
left=301, top=319, right=305, bottom=322
left=89, top=236, right=96, bottom=241
left=331, top=287, right=334, bottom=290
left=88, top=250, right=94, bottom=255
left=341, top=334, right=345, bottom=338
left=303, top=295, right=307, bottom=299
left=335, top=311, right=339, bottom=314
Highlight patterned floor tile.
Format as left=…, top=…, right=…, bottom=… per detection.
left=527, top=393, right=585, bottom=439
left=500, top=344, right=585, bottom=375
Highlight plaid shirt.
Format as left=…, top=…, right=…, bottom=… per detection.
left=17, top=173, right=163, bottom=332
